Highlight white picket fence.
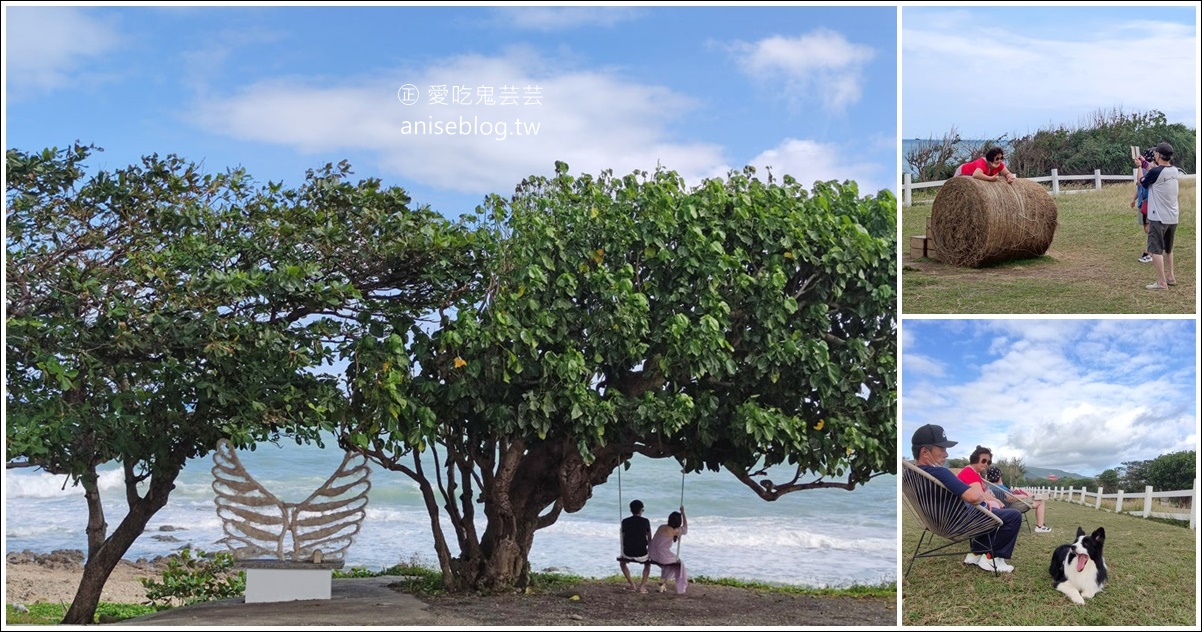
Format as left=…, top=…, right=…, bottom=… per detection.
left=901, top=168, right=1197, bottom=207
left=1028, top=479, right=1198, bottom=530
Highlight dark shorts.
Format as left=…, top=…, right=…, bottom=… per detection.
left=1147, top=221, right=1177, bottom=255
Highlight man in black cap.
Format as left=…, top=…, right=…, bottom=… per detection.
left=1135, top=141, right=1180, bottom=290
left=911, top=424, right=1023, bottom=573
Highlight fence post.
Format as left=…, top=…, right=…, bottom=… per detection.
left=1192, top=479, right=1197, bottom=530
left=1051, top=168, right=1060, bottom=195
left=903, top=172, right=912, bottom=207
left=1133, top=167, right=1140, bottom=186
left=1094, top=169, right=1102, bottom=190
left=1115, top=489, right=1124, bottom=514
left=1143, top=485, right=1154, bottom=518
left=1095, top=487, right=1103, bottom=509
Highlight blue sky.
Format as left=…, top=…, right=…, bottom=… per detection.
left=3, top=5, right=898, bottom=219
left=902, top=319, right=1197, bottom=476
left=903, top=6, right=1198, bottom=140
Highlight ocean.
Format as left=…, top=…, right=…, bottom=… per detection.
left=4, top=439, right=896, bottom=589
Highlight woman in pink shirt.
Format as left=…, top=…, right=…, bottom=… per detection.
left=957, top=147, right=1016, bottom=183
left=958, top=446, right=1004, bottom=511
left=649, top=507, right=688, bottom=594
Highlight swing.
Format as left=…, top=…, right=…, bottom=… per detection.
left=615, top=463, right=685, bottom=568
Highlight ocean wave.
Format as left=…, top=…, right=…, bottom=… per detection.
left=4, top=468, right=126, bottom=498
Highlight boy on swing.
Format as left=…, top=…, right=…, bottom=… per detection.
left=619, top=499, right=653, bottom=592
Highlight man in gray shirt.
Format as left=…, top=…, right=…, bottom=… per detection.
left=1137, top=142, right=1180, bottom=290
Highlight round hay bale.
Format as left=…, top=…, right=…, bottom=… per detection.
left=929, top=177, right=1058, bottom=267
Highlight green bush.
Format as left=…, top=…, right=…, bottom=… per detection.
left=140, top=548, right=245, bottom=609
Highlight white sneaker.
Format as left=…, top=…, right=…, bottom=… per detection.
left=963, top=553, right=981, bottom=565
left=1035, top=525, right=1052, bottom=533
left=977, top=556, right=1014, bottom=573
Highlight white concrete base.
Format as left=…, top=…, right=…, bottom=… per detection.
left=244, top=568, right=333, bottom=603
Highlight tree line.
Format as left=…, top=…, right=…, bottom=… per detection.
left=906, top=108, right=1196, bottom=182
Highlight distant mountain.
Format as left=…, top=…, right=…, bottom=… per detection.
left=1026, top=466, right=1092, bottom=481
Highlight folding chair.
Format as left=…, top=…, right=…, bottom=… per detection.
left=901, top=460, right=1004, bottom=578
left=986, top=480, right=1034, bottom=533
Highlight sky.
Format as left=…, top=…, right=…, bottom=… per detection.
left=2, top=5, right=898, bottom=220
left=902, top=319, right=1198, bottom=477
left=903, top=6, right=1198, bottom=140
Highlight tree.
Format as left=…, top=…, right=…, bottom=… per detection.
left=1097, top=469, right=1120, bottom=494
left=1007, top=108, right=1196, bottom=177
left=1119, top=459, right=1150, bottom=493
left=904, top=127, right=962, bottom=182
left=994, top=456, right=1026, bottom=487
left=341, top=164, right=897, bottom=591
left=5, top=147, right=480, bottom=622
left=1145, top=450, right=1196, bottom=495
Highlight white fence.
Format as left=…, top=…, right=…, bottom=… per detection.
left=901, top=168, right=1197, bottom=207
left=1028, top=479, right=1198, bottom=530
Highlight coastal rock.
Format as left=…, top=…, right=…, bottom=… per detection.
left=6, top=550, right=37, bottom=565
left=151, top=535, right=182, bottom=543
left=7, top=549, right=87, bottom=570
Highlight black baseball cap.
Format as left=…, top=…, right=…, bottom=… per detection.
left=1155, top=142, right=1174, bottom=159
left=911, top=424, right=958, bottom=450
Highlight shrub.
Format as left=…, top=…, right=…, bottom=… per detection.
left=140, top=548, right=245, bottom=609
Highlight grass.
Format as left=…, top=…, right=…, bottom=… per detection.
left=902, top=179, right=1196, bottom=313
left=4, top=602, right=156, bottom=625
left=690, top=575, right=895, bottom=598
left=902, top=497, right=1196, bottom=625
left=336, top=562, right=896, bottom=599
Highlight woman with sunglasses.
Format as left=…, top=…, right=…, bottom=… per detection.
left=957, top=446, right=1005, bottom=511
left=956, top=147, right=1017, bottom=183
left=957, top=446, right=1023, bottom=572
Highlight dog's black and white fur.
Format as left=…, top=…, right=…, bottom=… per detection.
left=1049, top=526, right=1107, bottom=605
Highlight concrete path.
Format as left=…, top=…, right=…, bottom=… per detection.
left=119, top=576, right=475, bottom=626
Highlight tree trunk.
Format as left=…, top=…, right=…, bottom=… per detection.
left=61, top=470, right=175, bottom=624
left=81, top=464, right=107, bottom=561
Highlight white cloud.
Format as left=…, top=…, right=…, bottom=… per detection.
left=741, top=138, right=891, bottom=195
left=904, top=353, right=945, bottom=378
left=904, top=14, right=1197, bottom=135
left=729, top=30, right=875, bottom=112
left=191, top=52, right=728, bottom=195
left=3, top=7, right=121, bottom=97
left=493, top=7, right=643, bottom=31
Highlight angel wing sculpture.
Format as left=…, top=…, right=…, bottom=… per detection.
left=211, top=439, right=371, bottom=562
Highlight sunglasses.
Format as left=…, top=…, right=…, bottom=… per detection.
left=979, top=459, right=991, bottom=465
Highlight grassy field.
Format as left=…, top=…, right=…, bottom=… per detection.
left=901, top=179, right=1196, bottom=314
left=902, top=497, right=1196, bottom=626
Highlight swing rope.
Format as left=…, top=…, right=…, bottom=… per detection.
left=675, top=468, right=685, bottom=558
left=617, top=464, right=624, bottom=556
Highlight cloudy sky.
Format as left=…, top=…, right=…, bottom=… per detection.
left=3, top=6, right=897, bottom=219
left=903, top=6, right=1198, bottom=139
left=902, top=319, right=1197, bottom=476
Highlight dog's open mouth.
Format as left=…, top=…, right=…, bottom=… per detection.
left=1076, top=553, right=1088, bottom=572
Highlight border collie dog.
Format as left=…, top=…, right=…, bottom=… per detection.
left=1049, top=526, right=1107, bottom=605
